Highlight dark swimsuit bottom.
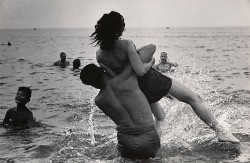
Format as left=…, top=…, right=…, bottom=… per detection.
left=116, top=125, right=161, bottom=160
left=138, top=68, right=172, bottom=104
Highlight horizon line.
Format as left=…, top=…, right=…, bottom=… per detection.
left=0, top=25, right=250, bottom=30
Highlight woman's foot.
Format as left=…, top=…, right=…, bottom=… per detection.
left=216, top=126, right=240, bottom=143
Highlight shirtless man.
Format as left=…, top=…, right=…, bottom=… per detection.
left=53, top=52, right=70, bottom=68
left=80, top=64, right=161, bottom=160
left=154, top=52, right=178, bottom=73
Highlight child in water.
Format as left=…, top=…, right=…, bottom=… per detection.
left=2, top=87, right=35, bottom=128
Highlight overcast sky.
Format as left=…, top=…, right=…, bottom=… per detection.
left=0, top=0, right=250, bottom=28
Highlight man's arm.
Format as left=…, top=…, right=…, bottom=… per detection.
left=27, top=111, right=35, bottom=127
left=169, top=62, right=178, bottom=67
left=53, top=61, right=59, bottom=66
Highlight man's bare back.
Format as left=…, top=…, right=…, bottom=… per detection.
left=90, top=64, right=160, bottom=159
left=81, top=63, right=161, bottom=159
left=95, top=66, right=155, bottom=128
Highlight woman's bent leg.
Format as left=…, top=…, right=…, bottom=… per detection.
left=168, top=79, right=240, bottom=143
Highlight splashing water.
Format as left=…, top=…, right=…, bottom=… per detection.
left=88, top=101, right=96, bottom=146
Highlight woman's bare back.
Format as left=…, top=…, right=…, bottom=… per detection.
left=96, top=40, right=130, bottom=74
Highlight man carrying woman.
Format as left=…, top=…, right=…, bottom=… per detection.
left=82, top=11, right=240, bottom=160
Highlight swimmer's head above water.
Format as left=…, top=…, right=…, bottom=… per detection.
left=15, top=87, right=32, bottom=104
left=60, top=52, right=67, bottom=62
left=160, top=52, right=168, bottom=63
left=72, top=58, right=81, bottom=70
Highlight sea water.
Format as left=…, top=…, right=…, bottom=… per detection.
left=0, top=27, right=249, bottom=163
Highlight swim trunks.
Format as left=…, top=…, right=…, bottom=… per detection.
left=138, top=68, right=172, bottom=103
left=116, top=125, right=161, bottom=159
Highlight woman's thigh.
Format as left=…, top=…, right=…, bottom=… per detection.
left=168, top=79, right=198, bottom=104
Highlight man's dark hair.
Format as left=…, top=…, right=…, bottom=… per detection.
left=60, top=52, right=66, bottom=57
left=18, top=87, right=32, bottom=99
left=80, top=64, right=105, bottom=89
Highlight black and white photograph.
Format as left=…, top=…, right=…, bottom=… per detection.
left=0, top=0, right=249, bottom=162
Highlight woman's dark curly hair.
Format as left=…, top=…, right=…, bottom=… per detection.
left=91, top=11, right=125, bottom=50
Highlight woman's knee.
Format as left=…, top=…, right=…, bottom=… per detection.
left=169, top=79, right=202, bottom=104
left=186, top=93, right=202, bottom=104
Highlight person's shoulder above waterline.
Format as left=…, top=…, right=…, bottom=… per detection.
left=53, top=60, right=70, bottom=67
left=53, top=60, right=60, bottom=66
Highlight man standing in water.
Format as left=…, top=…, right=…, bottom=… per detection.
left=53, top=52, right=70, bottom=68
left=80, top=64, right=161, bottom=160
left=154, top=52, right=178, bottom=73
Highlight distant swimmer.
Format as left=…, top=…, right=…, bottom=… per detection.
left=1, top=42, right=12, bottom=46
left=154, top=52, right=178, bottom=73
left=53, top=52, right=70, bottom=68
left=2, top=87, right=36, bottom=128
left=72, top=58, right=81, bottom=70
left=71, top=58, right=81, bottom=75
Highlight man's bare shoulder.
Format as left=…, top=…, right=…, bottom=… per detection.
left=53, top=60, right=61, bottom=65
left=7, top=107, right=16, bottom=112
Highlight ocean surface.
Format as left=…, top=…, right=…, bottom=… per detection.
left=0, top=27, right=249, bottom=163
